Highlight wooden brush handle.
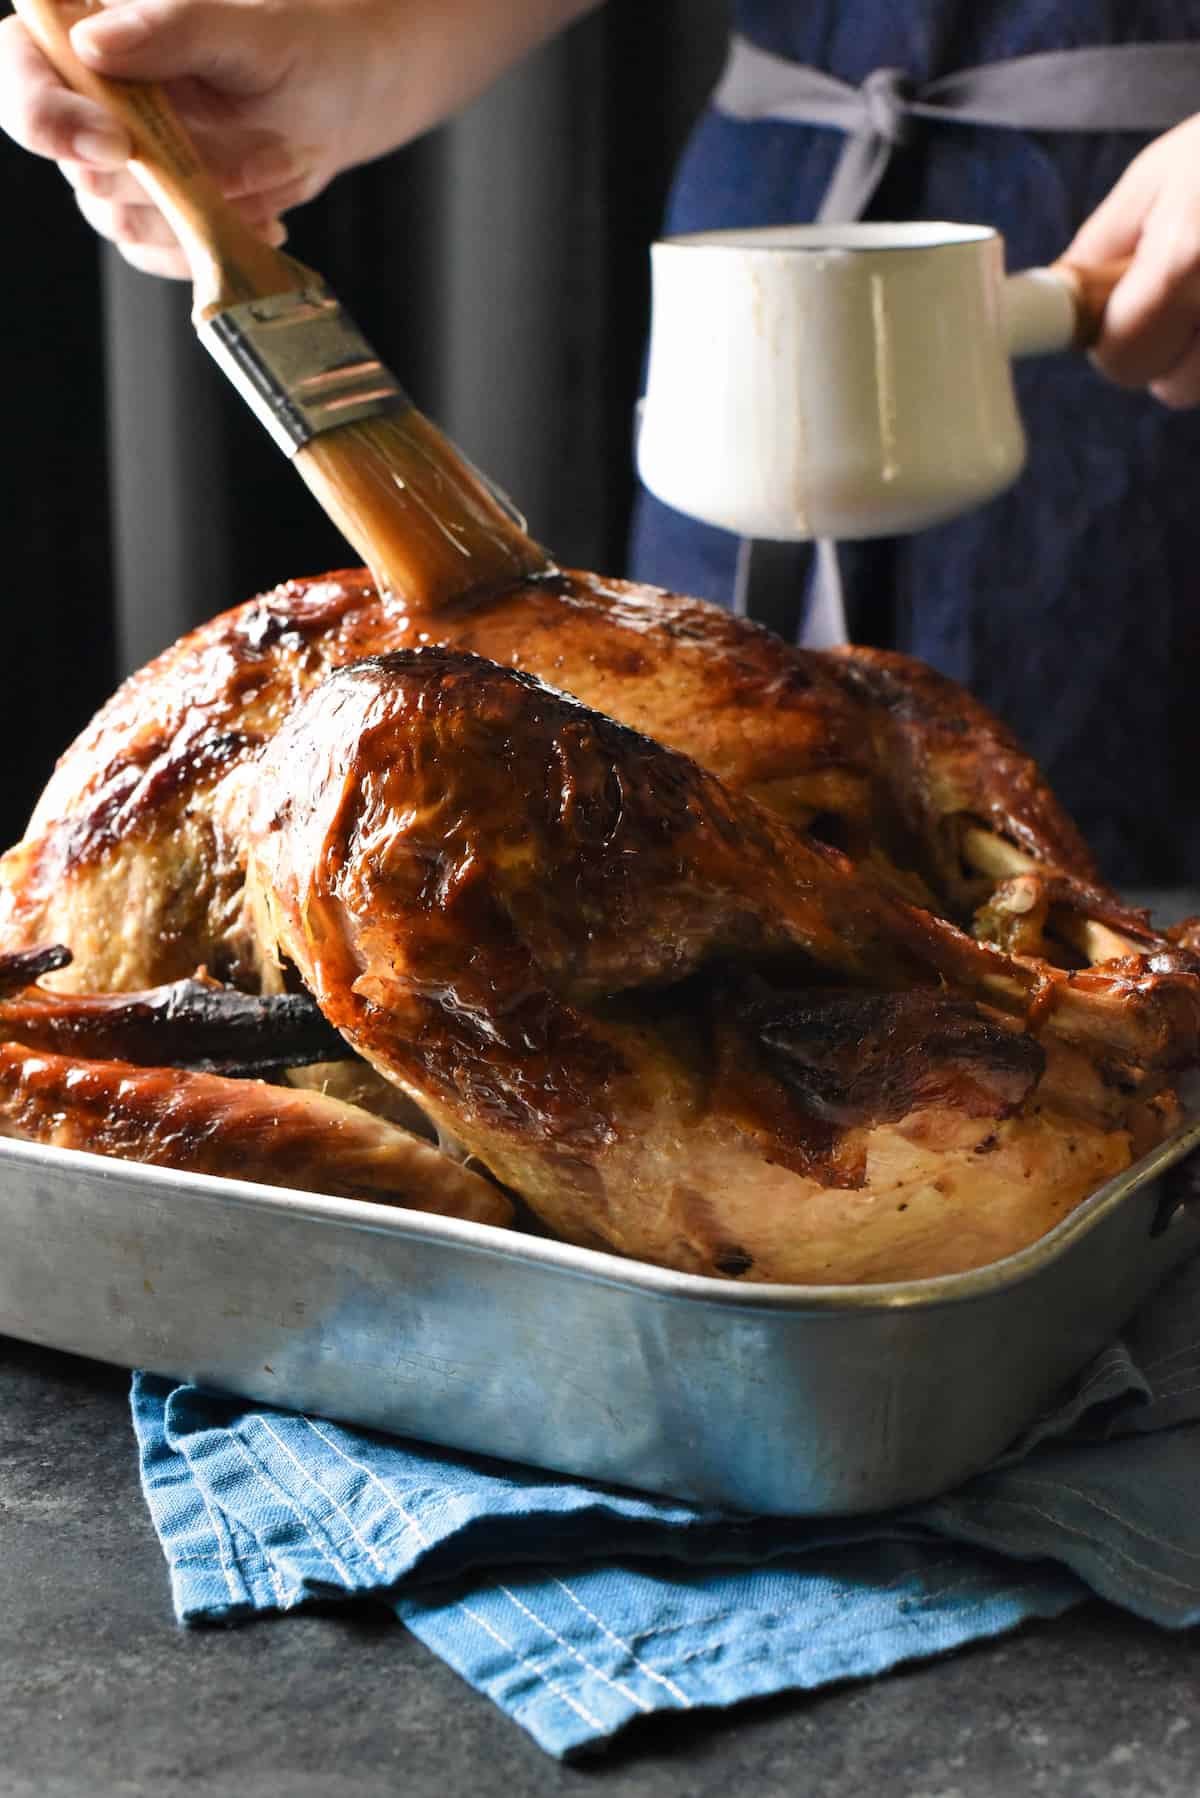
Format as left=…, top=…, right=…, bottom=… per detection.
left=1051, top=256, right=1134, bottom=350
left=14, top=0, right=308, bottom=315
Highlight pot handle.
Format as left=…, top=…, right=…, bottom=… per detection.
left=1005, top=258, right=1132, bottom=359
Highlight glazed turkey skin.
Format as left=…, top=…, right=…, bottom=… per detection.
left=0, top=565, right=1106, bottom=997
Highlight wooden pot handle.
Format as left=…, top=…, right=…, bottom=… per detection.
left=1051, top=256, right=1135, bottom=351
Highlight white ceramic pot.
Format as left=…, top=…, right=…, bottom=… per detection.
left=636, top=222, right=1102, bottom=542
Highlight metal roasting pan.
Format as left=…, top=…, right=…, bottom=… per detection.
left=2, top=1121, right=1200, bottom=1517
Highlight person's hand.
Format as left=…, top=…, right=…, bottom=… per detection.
left=1063, top=113, right=1200, bottom=409
left=0, top=0, right=400, bottom=278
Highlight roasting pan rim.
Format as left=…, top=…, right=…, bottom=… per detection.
left=1, top=1111, right=1197, bottom=1316
left=3, top=1122, right=1199, bottom=1515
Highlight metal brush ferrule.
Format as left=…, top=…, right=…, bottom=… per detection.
left=197, top=287, right=409, bottom=456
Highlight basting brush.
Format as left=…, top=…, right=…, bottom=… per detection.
left=16, top=0, right=553, bottom=611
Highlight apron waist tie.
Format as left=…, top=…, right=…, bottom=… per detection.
left=713, top=36, right=1200, bottom=227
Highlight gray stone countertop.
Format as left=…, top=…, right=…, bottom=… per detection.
left=4, top=1334, right=1200, bottom=1798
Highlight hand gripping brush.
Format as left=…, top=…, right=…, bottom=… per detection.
left=16, top=0, right=553, bottom=611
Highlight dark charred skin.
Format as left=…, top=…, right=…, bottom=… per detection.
left=0, top=944, right=71, bottom=998
left=691, top=975, right=857, bottom=1186
left=747, top=985, right=1045, bottom=1128
left=679, top=975, right=1045, bottom=1190
left=0, top=976, right=349, bottom=1075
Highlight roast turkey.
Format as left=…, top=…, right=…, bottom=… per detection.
left=0, top=421, right=1196, bottom=1280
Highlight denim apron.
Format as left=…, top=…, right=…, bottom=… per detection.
left=628, top=3, right=1200, bottom=883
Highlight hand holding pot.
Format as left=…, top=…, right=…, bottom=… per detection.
left=636, top=222, right=1161, bottom=544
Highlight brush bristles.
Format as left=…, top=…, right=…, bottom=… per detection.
left=295, top=408, right=552, bottom=612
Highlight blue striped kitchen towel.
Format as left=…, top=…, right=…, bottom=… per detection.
left=131, top=1249, right=1200, bottom=1759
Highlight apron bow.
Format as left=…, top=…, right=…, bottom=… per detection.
left=859, top=67, right=916, bottom=150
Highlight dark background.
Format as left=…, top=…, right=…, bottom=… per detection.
left=0, top=0, right=728, bottom=848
